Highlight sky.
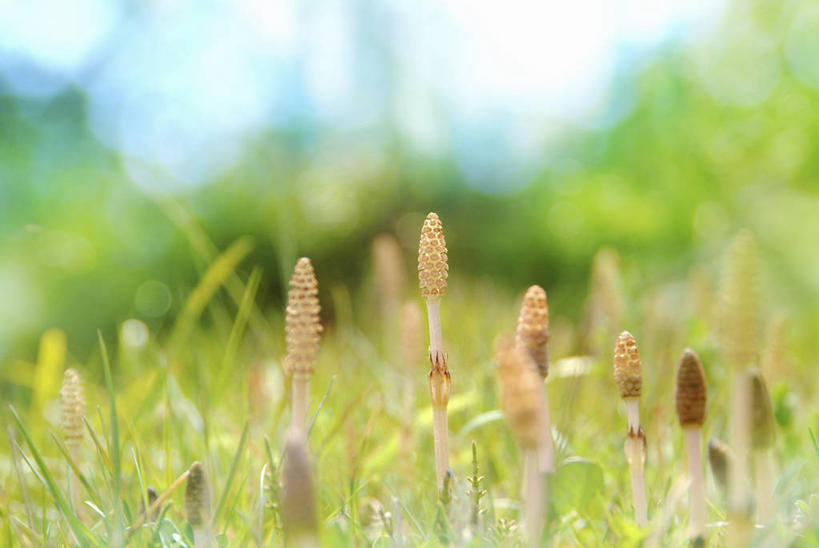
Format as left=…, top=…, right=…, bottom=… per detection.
left=0, top=0, right=726, bottom=190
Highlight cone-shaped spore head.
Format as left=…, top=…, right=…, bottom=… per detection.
left=750, top=369, right=775, bottom=449
left=675, top=348, right=707, bottom=427
left=516, top=285, right=550, bottom=378
left=60, top=368, right=85, bottom=447
left=417, top=213, right=448, bottom=300
left=718, top=231, right=760, bottom=370
left=185, top=461, right=211, bottom=528
left=495, top=337, right=544, bottom=450
left=708, top=438, right=732, bottom=492
left=613, top=332, right=642, bottom=399
left=285, top=258, right=322, bottom=378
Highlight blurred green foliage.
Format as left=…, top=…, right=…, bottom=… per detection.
left=1, top=0, right=818, bottom=372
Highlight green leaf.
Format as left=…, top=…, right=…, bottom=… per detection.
left=98, top=331, right=124, bottom=543
left=212, top=422, right=249, bottom=530
left=9, top=406, right=97, bottom=546
left=551, top=457, right=604, bottom=514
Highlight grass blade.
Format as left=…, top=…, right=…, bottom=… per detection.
left=98, top=331, right=123, bottom=543
left=9, top=405, right=96, bottom=545
left=211, top=422, right=249, bottom=530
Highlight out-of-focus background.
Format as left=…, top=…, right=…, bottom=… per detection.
left=1, top=0, right=818, bottom=366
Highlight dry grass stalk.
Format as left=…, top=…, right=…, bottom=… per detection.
left=60, top=368, right=85, bottom=514
left=613, top=331, right=648, bottom=526
left=281, top=433, right=319, bottom=547
left=495, top=337, right=546, bottom=546
left=750, top=369, right=776, bottom=524
left=285, top=257, right=322, bottom=437
left=185, top=461, right=211, bottom=548
left=516, top=285, right=554, bottom=473
left=718, top=231, right=760, bottom=546
left=417, top=212, right=451, bottom=491
left=675, top=348, right=707, bottom=543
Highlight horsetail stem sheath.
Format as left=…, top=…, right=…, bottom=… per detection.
left=285, top=258, right=322, bottom=438
left=516, top=285, right=554, bottom=473
left=495, top=337, right=546, bottom=547
left=613, top=331, right=648, bottom=526
left=675, top=349, right=707, bottom=543
left=186, top=461, right=211, bottom=548
left=417, top=212, right=450, bottom=491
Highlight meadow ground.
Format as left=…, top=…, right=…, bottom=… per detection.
left=1, top=227, right=818, bottom=547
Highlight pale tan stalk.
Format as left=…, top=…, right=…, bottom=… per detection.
left=614, top=332, right=647, bottom=526
left=418, top=212, right=450, bottom=491
left=676, top=348, right=707, bottom=543
left=523, top=449, right=544, bottom=546
left=495, top=338, right=546, bottom=545
left=284, top=258, right=322, bottom=439
left=281, top=432, right=319, bottom=547
left=684, top=429, right=706, bottom=540
left=754, top=451, right=774, bottom=524
left=718, top=231, right=759, bottom=547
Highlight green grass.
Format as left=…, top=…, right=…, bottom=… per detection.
left=2, top=239, right=819, bottom=547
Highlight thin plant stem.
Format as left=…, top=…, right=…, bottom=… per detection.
left=426, top=300, right=444, bottom=363
left=432, top=406, right=449, bottom=489
left=624, top=398, right=647, bottom=526
left=291, top=376, right=310, bottom=437
left=538, top=391, right=554, bottom=473
left=684, top=427, right=706, bottom=542
left=523, top=449, right=543, bottom=547
left=728, top=372, right=751, bottom=547
left=425, top=298, right=450, bottom=491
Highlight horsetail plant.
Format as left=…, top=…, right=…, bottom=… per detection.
left=60, top=368, right=85, bottom=515
left=495, top=337, right=546, bottom=546
left=417, top=212, right=451, bottom=491
left=281, top=432, right=319, bottom=547
left=285, top=257, right=322, bottom=438
left=186, top=461, right=212, bottom=548
left=718, top=231, right=760, bottom=546
left=516, top=285, right=554, bottom=473
left=675, top=349, right=708, bottom=544
left=750, top=369, right=776, bottom=524
left=613, top=331, right=648, bottom=526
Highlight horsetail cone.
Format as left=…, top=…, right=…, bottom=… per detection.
left=285, top=258, right=322, bottom=379
left=60, top=368, right=85, bottom=446
left=750, top=370, right=775, bottom=449
left=185, top=462, right=211, bottom=528
left=719, top=231, right=760, bottom=370
left=495, top=337, right=544, bottom=450
left=708, top=438, right=732, bottom=492
left=418, top=212, right=448, bottom=301
left=676, top=349, right=707, bottom=427
left=613, top=332, right=642, bottom=400
left=516, top=285, right=550, bottom=378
